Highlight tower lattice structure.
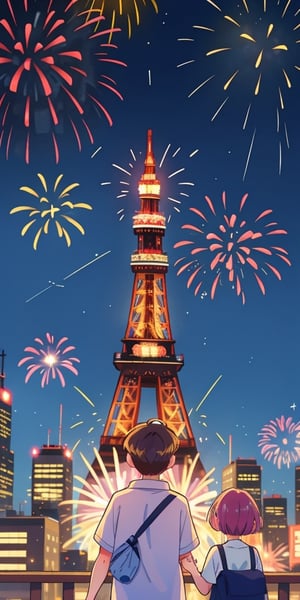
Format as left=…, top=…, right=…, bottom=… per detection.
left=98, top=130, right=205, bottom=477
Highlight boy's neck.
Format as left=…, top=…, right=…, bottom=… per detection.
left=142, top=474, right=161, bottom=480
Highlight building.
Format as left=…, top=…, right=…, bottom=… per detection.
left=31, top=444, right=73, bottom=550
left=222, top=457, right=262, bottom=511
left=0, top=350, right=14, bottom=511
left=60, top=549, right=88, bottom=571
left=295, top=466, right=300, bottom=524
left=289, top=524, right=300, bottom=571
left=0, top=515, right=59, bottom=600
left=263, top=494, right=289, bottom=568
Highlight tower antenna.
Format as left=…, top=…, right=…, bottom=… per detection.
left=229, top=433, right=232, bottom=463
left=0, top=349, right=6, bottom=388
left=58, top=403, right=63, bottom=446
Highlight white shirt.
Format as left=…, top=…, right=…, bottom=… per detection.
left=202, top=539, right=264, bottom=583
left=94, top=478, right=199, bottom=600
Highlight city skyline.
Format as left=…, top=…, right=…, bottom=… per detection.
left=0, top=0, right=300, bottom=529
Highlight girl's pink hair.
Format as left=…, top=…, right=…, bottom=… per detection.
left=207, top=488, right=262, bottom=535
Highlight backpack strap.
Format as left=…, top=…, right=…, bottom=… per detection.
left=217, top=544, right=228, bottom=570
left=133, top=494, right=176, bottom=540
left=249, top=546, right=256, bottom=570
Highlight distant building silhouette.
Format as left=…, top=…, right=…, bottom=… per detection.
left=295, top=466, right=300, bottom=524
left=222, top=457, right=262, bottom=511
left=31, top=444, right=73, bottom=550
left=61, top=549, right=88, bottom=571
left=0, top=350, right=14, bottom=511
left=263, top=494, right=289, bottom=568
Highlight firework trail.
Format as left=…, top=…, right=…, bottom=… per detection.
left=82, top=0, right=159, bottom=39
left=70, top=386, right=102, bottom=451
left=18, top=332, right=80, bottom=387
left=61, top=447, right=219, bottom=562
left=177, top=0, right=300, bottom=176
left=10, top=173, right=92, bottom=249
left=174, top=191, right=291, bottom=304
left=104, top=142, right=199, bottom=222
left=0, top=0, right=126, bottom=163
left=258, top=415, right=300, bottom=468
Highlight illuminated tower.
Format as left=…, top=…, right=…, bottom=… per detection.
left=31, top=431, right=73, bottom=550
left=98, top=130, right=205, bottom=476
left=0, top=350, right=14, bottom=511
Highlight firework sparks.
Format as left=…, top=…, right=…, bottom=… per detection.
left=70, top=386, right=102, bottom=450
left=0, top=0, right=126, bottom=163
left=10, top=173, right=92, bottom=249
left=18, top=332, right=80, bottom=387
left=83, top=0, right=159, bottom=39
left=61, top=448, right=219, bottom=561
left=177, top=0, right=300, bottom=175
left=259, top=543, right=289, bottom=571
left=174, top=191, right=291, bottom=304
left=258, top=415, right=300, bottom=468
left=105, top=142, right=199, bottom=222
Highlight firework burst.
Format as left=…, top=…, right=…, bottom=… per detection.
left=83, top=0, right=159, bottom=39
left=258, top=542, right=289, bottom=571
left=0, top=0, right=126, bottom=163
left=103, top=142, right=199, bottom=222
left=258, top=415, right=300, bottom=468
left=18, top=332, right=80, bottom=387
left=174, top=191, right=291, bottom=304
left=61, top=448, right=219, bottom=561
left=10, top=173, right=92, bottom=249
left=177, top=0, right=300, bottom=176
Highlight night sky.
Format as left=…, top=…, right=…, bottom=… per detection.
left=1, top=0, right=300, bottom=523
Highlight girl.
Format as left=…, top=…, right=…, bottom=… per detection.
left=181, top=488, right=268, bottom=598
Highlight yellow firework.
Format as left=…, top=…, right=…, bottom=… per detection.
left=83, top=0, right=158, bottom=39
left=10, top=173, right=92, bottom=249
left=178, top=0, right=300, bottom=176
left=60, top=447, right=219, bottom=562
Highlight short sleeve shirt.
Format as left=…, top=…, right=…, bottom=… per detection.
left=201, top=539, right=264, bottom=584
left=94, top=478, right=199, bottom=600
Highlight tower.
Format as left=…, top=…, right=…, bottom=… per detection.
left=0, top=350, right=14, bottom=512
left=31, top=439, right=73, bottom=549
left=98, top=130, right=204, bottom=477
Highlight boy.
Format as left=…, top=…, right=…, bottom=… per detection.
left=85, top=418, right=199, bottom=600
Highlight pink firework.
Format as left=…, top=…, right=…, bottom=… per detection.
left=18, top=332, right=80, bottom=387
left=258, top=415, right=300, bottom=469
left=174, top=191, right=291, bottom=304
left=0, top=0, right=126, bottom=163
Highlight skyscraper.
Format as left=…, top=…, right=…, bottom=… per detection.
left=0, top=350, right=14, bottom=511
left=295, top=466, right=300, bottom=524
left=31, top=443, right=73, bottom=549
left=263, top=494, right=289, bottom=567
left=222, top=457, right=262, bottom=510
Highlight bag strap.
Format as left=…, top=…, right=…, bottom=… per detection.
left=134, top=494, right=176, bottom=540
left=249, top=546, right=256, bottom=570
left=217, top=544, right=228, bottom=570
left=217, top=544, right=256, bottom=571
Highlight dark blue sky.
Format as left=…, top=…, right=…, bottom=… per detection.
left=1, top=0, right=299, bottom=523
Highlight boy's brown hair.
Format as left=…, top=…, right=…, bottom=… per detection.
left=123, top=418, right=179, bottom=475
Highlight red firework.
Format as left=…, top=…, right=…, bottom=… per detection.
left=174, top=191, right=291, bottom=304
left=0, top=0, right=126, bottom=163
left=18, top=332, right=80, bottom=387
